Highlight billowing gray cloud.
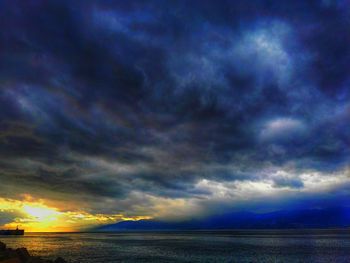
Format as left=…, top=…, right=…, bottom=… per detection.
left=0, top=0, right=349, bottom=220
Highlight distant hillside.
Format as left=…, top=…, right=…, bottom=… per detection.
left=96, top=207, right=350, bottom=231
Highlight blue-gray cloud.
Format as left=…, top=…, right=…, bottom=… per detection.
left=0, top=0, right=349, bottom=218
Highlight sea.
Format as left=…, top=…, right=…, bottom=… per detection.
left=1, top=230, right=350, bottom=263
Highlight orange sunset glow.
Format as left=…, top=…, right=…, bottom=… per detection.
left=0, top=196, right=151, bottom=232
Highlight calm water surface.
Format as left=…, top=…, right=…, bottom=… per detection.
left=1, top=230, right=350, bottom=262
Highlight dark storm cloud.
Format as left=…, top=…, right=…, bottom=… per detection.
left=0, top=210, right=27, bottom=226
left=0, top=0, right=349, bottom=216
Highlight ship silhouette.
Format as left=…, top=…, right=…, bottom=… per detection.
left=0, top=226, right=24, bottom=235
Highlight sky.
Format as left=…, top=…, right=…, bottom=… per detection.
left=0, top=0, right=349, bottom=232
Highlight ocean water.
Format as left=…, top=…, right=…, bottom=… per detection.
left=1, top=230, right=350, bottom=262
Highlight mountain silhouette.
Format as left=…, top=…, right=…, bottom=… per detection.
left=96, top=207, right=350, bottom=231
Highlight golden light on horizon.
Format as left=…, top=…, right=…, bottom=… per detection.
left=0, top=196, right=152, bottom=232
left=23, top=204, right=61, bottom=222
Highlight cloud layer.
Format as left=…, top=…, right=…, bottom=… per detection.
left=0, top=0, right=349, bottom=227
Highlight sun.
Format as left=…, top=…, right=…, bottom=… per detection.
left=1, top=197, right=150, bottom=232
left=23, top=204, right=61, bottom=221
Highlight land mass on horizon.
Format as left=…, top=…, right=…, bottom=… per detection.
left=96, top=207, right=350, bottom=231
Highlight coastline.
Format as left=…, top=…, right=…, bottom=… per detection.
left=0, top=241, right=68, bottom=263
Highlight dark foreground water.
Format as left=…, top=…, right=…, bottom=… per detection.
left=1, top=230, right=350, bottom=262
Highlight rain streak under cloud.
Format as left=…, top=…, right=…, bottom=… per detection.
left=0, top=0, right=349, bottom=231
